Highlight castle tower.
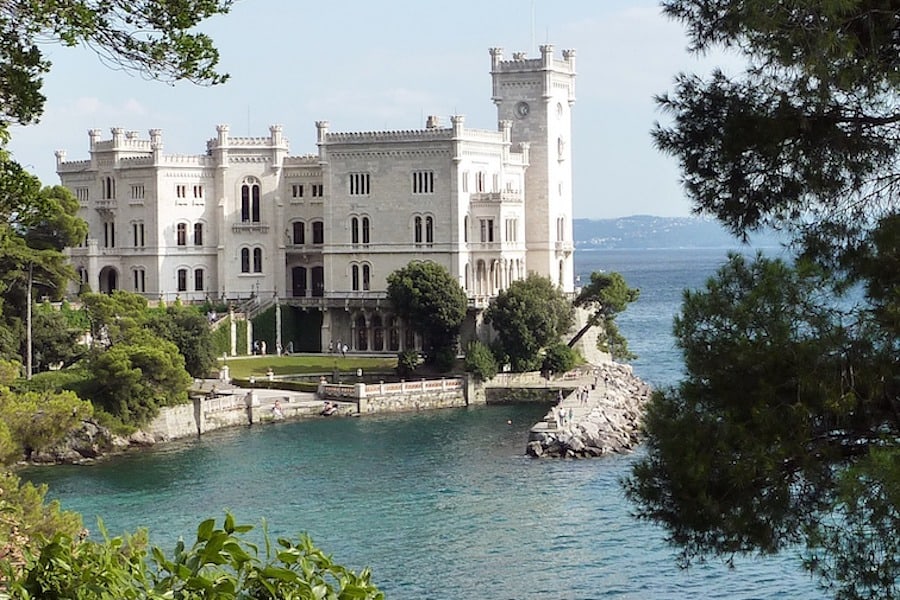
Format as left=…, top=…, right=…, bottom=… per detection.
left=490, top=45, right=576, bottom=292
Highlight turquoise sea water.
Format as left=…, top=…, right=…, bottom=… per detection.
left=23, top=248, right=822, bottom=599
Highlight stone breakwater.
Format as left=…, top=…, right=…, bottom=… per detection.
left=526, top=362, right=653, bottom=458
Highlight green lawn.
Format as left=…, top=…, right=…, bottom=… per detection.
left=218, top=354, right=397, bottom=379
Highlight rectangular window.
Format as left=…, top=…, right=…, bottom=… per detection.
left=480, top=219, right=494, bottom=243
left=177, top=269, right=187, bottom=292
left=311, top=183, right=324, bottom=197
left=194, top=223, right=203, bottom=246
left=412, top=171, right=434, bottom=194
left=194, top=269, right=204, bottom=291
left=193, top=185, right=203, bottom=199
left=492, top=173, right=500, bottom=192
left=76, top=187, right=89, bottom=202
left=505, top=218, right=518, bottom=242
left=349, top=173, right=370, bottom=196
left=461, top=172, right=469, bottom=193
left=176, top=223, right=187, bottom=246
left=291, top=184, right=304, bottom=198
left=132, top=222, right=146, bottom=247
left=176, top=184, right=187, bottom=198
left=104, top=222, right=116, bottom=248
left=130, top=184, right=144, bottom=199
left=133, top=269, right=146, bottom=293
left=475, top=172, right=485, bottom=193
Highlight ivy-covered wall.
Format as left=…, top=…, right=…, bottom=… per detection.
left=251, top=307, right=322, bottom=354
left=210, top=316, right=249, bottom=357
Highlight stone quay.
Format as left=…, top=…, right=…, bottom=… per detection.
left=526, top=362, right=653, bottom=458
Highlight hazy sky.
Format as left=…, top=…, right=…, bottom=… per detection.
left=8, top=0, right=737, bottom=219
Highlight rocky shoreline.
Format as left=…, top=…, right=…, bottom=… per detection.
left=526, top=362, right=652, bottom=458
left=25, top=420, right=157, bottom=466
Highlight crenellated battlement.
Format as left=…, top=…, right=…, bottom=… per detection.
left=283, top=154, right=320, bottom=165
left=490, top=45, right=576, bottom=75
left=324, top=127, right=454, bottom=144
left=56, top=159, right=91, bottom=173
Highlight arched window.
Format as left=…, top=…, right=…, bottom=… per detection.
left=194, top=268, right=204, bottom=291
left=194, top=223, right=203, bottom=246
left=425, top=216, right=434, bottom=245
left=241, top=178, right=261, bottom=222
left=312, top=221, right=324, bottom=244
left=351, top=264, right=360, bottom=291
left=240, top=248, right=250, bottom=273
left=253, top=248, right=263, bottom=273
left=177, top=268, right=187, bottom=292
left=414, top=216, right=422, bottom=244
left=362, top=264, right=370, bottom=291
left=362, top=217, right=370, bottom=244
left=351, top=217, right=359, bottom=244
left=292, top=221, right=305, bottom=245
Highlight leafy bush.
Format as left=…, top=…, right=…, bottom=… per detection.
left=432, top=345, right=458, bottom=373
left=0, top=471, right=84, bottom=571
left=8, top=514, right=384, bottom=599
left=542, top=342, right=578, bottom=375
left=396, top=350, right=419, bottom=378
left=464, top=341, right=498, bottom=381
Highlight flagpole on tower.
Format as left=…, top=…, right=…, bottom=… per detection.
left=531, top=0, right=536, bottom=54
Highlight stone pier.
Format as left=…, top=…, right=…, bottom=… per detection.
left=526, top=362, right=652, bottom=458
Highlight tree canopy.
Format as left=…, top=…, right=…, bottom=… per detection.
left=571, top=271, right=639, bottom=360
left=626, top=3, right=900, bottom=598
left=0, top=0, right=231, bottom=134
left=386, top=261, right=468, bottom=364
left=485, top=274, right=574, bottom=372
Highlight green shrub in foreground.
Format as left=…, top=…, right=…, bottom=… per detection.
left=8, top=513, right=384, bottom=599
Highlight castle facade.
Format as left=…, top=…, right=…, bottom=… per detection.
left=57, top=46, right=576, bottom=353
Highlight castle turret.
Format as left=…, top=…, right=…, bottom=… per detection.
left=490, top=45, right=577, bottom=292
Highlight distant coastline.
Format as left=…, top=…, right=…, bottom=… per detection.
left=574, top=215, right=784, bottom=250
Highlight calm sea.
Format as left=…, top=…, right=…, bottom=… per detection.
left=23, top=247, right=820, bottom=599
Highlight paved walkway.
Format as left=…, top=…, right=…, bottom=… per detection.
left=530, top=367, right=612, bottom=434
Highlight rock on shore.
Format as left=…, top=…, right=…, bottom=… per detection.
left=28, top=420, right=156, bottom=465
left=526, top=362, right=652, bottom=458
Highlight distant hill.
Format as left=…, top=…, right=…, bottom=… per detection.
left=573, top=215, right=783, bottom=249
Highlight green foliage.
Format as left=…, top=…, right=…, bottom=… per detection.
left=235, top=316, right=248, bottom=357
left=85, top=339, right=192, bottom=427
left=210, top=316, right=232, bottom=357
left=0, top=471, right=84, bottom=570
left=0, top=386, right=93, bottom=459
left=432, top=346, right=457, bottom=373
left=29, top=303, right=86, bottom=372
left=7, top=513, right=384, bottom=599
left=81, top=291, right=150, bottom=345
left=0, top=0, right=230, bottom=136
left=485, top=274, right=574, bottom=372
left=463, top=341, right=497, bottom=382
left=386, top=262, right=468, bottom=362
left=396, top=350, right=419, bottom=378
left=626, top=253, right=897, bottom=598
left=147, top=304, right=215, bottom=378
left=572, top=271, right=639, bottom=360
left=627, top=4, right=900, bottom=597
left=541, top=343, right=577, bottom=375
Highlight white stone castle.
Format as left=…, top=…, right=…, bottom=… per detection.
left=57, top=46, right=576, bottom=353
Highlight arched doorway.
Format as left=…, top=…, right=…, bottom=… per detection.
left=99, top=266, right=119, bottom=294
